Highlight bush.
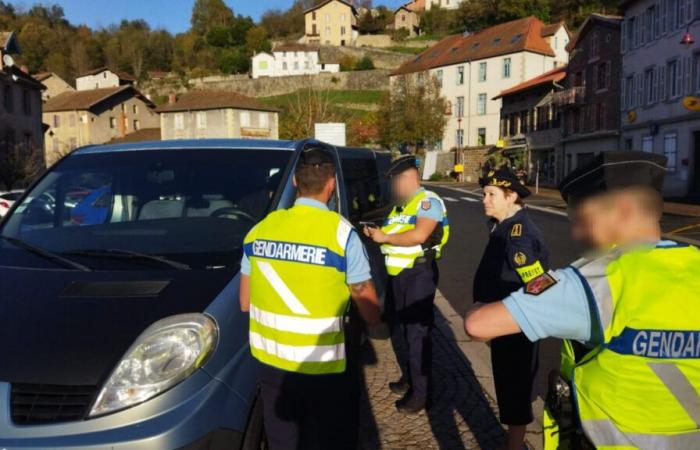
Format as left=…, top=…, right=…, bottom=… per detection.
left=339, top=55, right=358, bottom=71
left=391, top=28, right=410, bottom=43
left=429, top=172, right=450, bottom=181
left=354, top=56, right=375, bottom=71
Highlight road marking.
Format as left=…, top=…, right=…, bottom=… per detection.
left=461, top=197, right=479, bottom=203
left=443, top=197, right=458, bottom=202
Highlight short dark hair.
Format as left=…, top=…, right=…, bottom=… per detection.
left=502, top=187, right=524, bottom=206
left=295, top=161, right=335, bottom=195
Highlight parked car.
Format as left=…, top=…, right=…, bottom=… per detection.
left=0, top=139, right=391, bottom=449
left=0, top=190, right=24, bottom=217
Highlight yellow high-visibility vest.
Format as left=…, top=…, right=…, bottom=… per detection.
left=243, top=204, right=353, bottom=374
left=546, top=243, right=700, bottom=449
left=380, top=189, right=449, bottom=276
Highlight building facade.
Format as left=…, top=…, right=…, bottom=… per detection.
left=391, top=17, right=569, bottom=152
left=495, top=66, right=566, bottom=186
left=251, top=45, right=340, bottom=79
left=42, top=86, right=158, bottom=165
left=556, top=14, right=623, bottom=177
left=394, top=5, right=421, bottom=37
left=620, top=0, right=700, bottom=197
left=75, top=67, right=136, bottom=91
left=33, top=72, right=74, bottom=101
left=304, top=0, right=359, bottom=46
left=158, top=91, right=279, bottom=141
left=0, top=32, right=46, bottom=164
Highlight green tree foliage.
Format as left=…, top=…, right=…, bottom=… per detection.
left=377, top=75, right=447, bottom=151
left=245, top=26, right=272, bottom=54
left=190, top=0, right=234, bottom=36
left=354, top=56, right=375, bottom=71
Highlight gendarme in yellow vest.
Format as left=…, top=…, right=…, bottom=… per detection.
left=546, top=242, right=700, bottom=450
left=243, top=203, right=353, bottom=375
left=380, top=189, right=449, bottom=276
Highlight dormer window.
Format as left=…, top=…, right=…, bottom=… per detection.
left=511, top=34, right=523, bottom=44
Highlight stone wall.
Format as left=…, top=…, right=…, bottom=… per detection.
left=355, top=34, right=394, bottom=48
left=320, top=46, right=412, bottom=70
left=433, top=147, right=494, bottom=182
left=142, top=70, right=391, bottom=100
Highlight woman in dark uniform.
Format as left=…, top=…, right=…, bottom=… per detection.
left=473, top=169, right=550, bottom=450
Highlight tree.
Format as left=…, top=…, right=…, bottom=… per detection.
left=0, top=142, right=45, bottom=191
left=377, top=75, right=447, bottom=152
left=191, top=0, right=234, bottom=36
left=218, top=48, right=249, bottom=74
left=245, top=26, right=271, bottom=54
left=279, top=86, right=340, bottom=140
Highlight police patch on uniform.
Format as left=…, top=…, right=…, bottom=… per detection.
left=525, top=271, right=558, bottom=296
left=421, top=200, right=431, bottom=211
left=510, top=224, right=522, bottom=237
left=513, top=252, right=527, bottom=266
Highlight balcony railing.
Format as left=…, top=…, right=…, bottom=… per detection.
left=552, top=86, right=585, bottom=107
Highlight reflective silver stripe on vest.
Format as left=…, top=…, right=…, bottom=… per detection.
left=648, top=362, right=700, bottom=428
left=582, top=419, right=700, bottom=450
left=572, top=250, right=622, bottom=333
left=250, top=305, right=343, bottom=335
left=250, top=331, right=345, bottom=363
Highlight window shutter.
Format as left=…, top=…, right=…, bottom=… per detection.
left=655, top=2, right=662, bottom=38
left=621, top=75, right=627, bottom=109
left=606, top=61, right=612, bottom=89
left=653, top=66, right=660, bottom=102
left=679, top=0, right=686, bottom=24
left=659, top=65, right=667, bottom=101
left=676, top=60, right=684, bottom=97
left=621, top=20, right=627, bottom=53
left=684, top=56, right=692, bottom=94
left=661, top=0, right=668, bottom=33
left=638, top=73, right=645, bottom=106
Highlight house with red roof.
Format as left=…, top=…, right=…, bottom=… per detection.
left=390, top=16, right=570, bottom=153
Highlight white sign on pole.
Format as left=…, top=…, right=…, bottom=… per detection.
left=314, top=123, right=346, bottom=147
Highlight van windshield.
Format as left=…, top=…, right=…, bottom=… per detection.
left=0, top=149, right=291, bottom=269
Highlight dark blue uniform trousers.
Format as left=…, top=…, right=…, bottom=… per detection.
left=387, top=260, right=439, bottom=400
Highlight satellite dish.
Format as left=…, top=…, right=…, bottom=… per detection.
left=2, top=54, right=14, bottom=68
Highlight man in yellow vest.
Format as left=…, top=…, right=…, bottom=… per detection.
left=364, top=155, right=449, bottom=414
left=465, top=151, right=700, bottom=449
left=239, top=147, right=381, bottom=450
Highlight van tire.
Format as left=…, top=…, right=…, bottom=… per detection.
left=240, top=394, right=266, bottom=450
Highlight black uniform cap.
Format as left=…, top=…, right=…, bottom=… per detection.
left=387, top=155, right=418, bottom=177
left=479, top=168, right=531, bottom=198
left=559, top=151, right=667, bottom=204
left=298, top=147, right=335, bottom=167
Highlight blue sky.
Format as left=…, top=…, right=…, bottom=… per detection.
left=8, top=0, right=405, bottom=33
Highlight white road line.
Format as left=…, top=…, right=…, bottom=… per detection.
left=461, top=197, right=479, bottom=203
left=443, top=197, right=458, bottom=202
left=433, top=185, right=568, bottom=217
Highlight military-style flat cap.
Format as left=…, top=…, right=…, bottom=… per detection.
left=559, top=151, right=667, bottom=204
left=298, top=147, right=335, bottom=166
left=479, top=168, right=531, bottom=198
left=387, top=155, right=418, bottom=177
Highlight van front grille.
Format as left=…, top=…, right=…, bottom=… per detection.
left=11, top=383, right=97, bottom=424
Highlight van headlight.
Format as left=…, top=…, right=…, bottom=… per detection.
left=89, top=313, right=218, bottom=417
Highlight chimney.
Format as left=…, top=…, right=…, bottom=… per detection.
left=168, top=93, right=177, bottom=105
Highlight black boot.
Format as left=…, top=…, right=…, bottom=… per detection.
left=388, top=378, right=410, bottom=396
left=395, top=393, right=426, bottom=415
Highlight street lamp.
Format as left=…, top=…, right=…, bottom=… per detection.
left=680, top=18, right=699, bottom=47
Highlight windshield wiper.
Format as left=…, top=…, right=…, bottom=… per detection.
left=1, top=236, right=92, bottom=272
left=65, top=249, right=191, bottom=271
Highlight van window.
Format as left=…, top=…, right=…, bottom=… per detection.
left=1, top=149, right=290, bottom=269
left=340, top=155, right=390, bottom=223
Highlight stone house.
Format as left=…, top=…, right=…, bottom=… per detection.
left=42, top=85, right=158, bottom=165
left=75, top=67, right=136, bottom=91
left=33, top=72, right=74, bottom=101
left=157, top=91, right=280, bottom=141
left=0, top=31, right=46, bottom=162
left=304, top=0, right=359, bottom=47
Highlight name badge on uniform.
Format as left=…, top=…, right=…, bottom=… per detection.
left=525, top=271, right=558, bottom=295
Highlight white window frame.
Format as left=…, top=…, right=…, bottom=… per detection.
left=174, top=113, right=184, bottom=130
left=503, top=57, right=511, bottom=79
left=435, top=69, right=443, bottom=87
left=240, top=111, right=251, bottom=127
left=477, top=93, right=487, bottom=115
left=196, top=111, right=207, bottom=130
left=642, top=135, right=654, bottom=153
left=456, top=96, right=464, bottom=118
left=478, top=62, right=487, bottom=82
left=456, top=66, right=464, bottom=85
left=259, top=112, right=269, bottom=129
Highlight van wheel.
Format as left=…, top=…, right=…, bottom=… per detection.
left=241, top=394, right=267, bottom=450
